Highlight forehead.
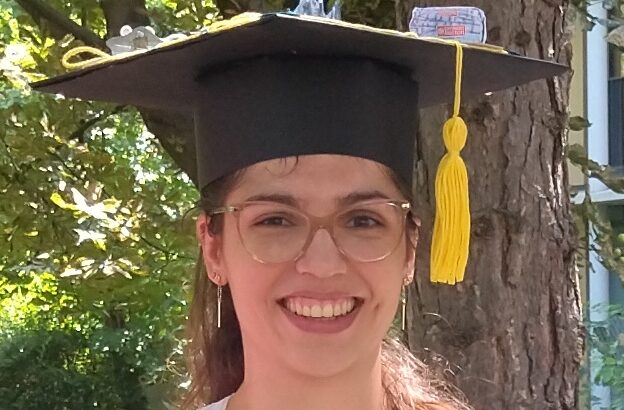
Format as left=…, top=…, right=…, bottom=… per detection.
left=226, top=154, right=403, bottom=203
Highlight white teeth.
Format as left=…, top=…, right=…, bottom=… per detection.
left=333, top=303, right=341, bottom=316
left=322, top=304, right=333, bottom=318
left=311, top=305, right=322, bottom=318
left=284, top=298, right=358, bottom=318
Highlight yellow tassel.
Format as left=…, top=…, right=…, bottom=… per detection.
left=430, top=42, right=470, bottom=285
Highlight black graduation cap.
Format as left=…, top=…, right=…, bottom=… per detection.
left=32, top=12, right=567, bottom=285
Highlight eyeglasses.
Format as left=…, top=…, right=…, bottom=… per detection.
left=208, top=199, right=411, bottom=263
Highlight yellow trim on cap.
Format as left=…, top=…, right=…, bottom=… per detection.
left=61, top=12, right=263, bottom=70
left=61, top=12, right=507, bottom=71
left=289, top=13, right=507, bottom=54
left=61, top=46, right=112, bottom=69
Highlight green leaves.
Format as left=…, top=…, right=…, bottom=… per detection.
left=568, top=115, right=592, bottom=131
left=568, top=143, right=624, bottom=195
left=146, top=0, right=220, bottom=33
left=1, top=2, right=200, bottom=406
left=586, top=305, right=624, bottom=409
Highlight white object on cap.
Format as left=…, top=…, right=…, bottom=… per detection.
left=409, top=7, right=487, bottom=44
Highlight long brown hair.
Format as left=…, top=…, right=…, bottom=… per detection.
left=182, top=163, right=472, bottom=410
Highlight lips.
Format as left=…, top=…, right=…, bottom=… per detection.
left=278, top=295, right=363, bottom=333
left=282, top=296, right=358, bottom=318
left=278, top=295, right=365, bottom=320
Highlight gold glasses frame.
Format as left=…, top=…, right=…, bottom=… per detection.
left=208, top=199, right=411, bottom=264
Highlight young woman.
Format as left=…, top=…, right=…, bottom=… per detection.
left=32, top=11, right=565, bottom=410
left=187, top=154, right=471, bottom=410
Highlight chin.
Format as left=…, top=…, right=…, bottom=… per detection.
left=282, top=340, right=380, bottom=380
left=288, top=353, right=358, bottom=379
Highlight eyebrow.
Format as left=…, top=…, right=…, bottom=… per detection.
left=338, top=190, right=391, bottom=206
left=243, top=190, right=391, bottom=207
left=244, top=193, right=298, bottom=206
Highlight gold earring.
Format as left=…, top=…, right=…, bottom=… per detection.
left=213, top=272, right=223, bottom=329
left=217, top=284, right=223, bottom=329
left=401, top=285, right=407, bottom=332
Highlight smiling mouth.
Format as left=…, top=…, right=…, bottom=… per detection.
left=279, top=297, right=363, bottom=319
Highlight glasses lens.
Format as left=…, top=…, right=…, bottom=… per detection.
left=333, top=202, right=405, bottom=262
left=237, top=202, right=309, bottom=263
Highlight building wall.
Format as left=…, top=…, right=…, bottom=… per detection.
left=569, top=24, right=586, bottom=189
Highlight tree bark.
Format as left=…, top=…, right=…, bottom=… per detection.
left=100, top=0, right=150, bottom=39
left=402, top=1, right=583, bottom=409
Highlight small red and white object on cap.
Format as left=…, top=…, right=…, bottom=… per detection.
left=409, top=6, right=487, bottom=44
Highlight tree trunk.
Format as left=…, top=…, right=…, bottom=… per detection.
left=402, top=1, right=583, bottom=409
left=100, top=0, right=150, bottom=38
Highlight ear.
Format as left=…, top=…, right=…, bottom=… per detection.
left=403, top=248, right=415, bottom=285
left=196, top=213, right=227, bottom=286
left=403, top=216, right=420, bottom=285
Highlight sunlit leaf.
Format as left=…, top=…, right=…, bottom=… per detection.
left=73, top=228, right=106, bottom=245
left=568, top=115, right=592, bottom=131
left=50, top=192, right=76, bottom=211
left=59, top=267, right=82, bottom=278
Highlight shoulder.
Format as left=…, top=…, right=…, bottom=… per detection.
left=197, top=395, right=231, bottom=410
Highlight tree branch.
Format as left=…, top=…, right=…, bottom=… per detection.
left=100, top=0, right=150, bottom=39
left=15, top=0, right=107, bottom=49
left=70, top=105, right=126, bottom=143
left=139, top=109, right=198, bottom=185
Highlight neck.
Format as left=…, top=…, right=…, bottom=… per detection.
left=228, top=344, right=385, bottom=410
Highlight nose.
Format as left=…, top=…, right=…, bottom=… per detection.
left=295, top=228, right=347, bottom=278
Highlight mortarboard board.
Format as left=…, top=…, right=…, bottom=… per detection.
left=31, top=12, right=568, bottom=285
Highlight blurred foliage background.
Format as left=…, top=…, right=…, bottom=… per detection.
left=0, top=0, right=397, bottom=407
left=0, top=0, right=401, bottom=406
left=0, top=1, right=208, bottom=408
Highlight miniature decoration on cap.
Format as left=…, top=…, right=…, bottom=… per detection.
left=31, top=12, right=568, bottom=286
left=61, top=24, right=174, bottom=69
left=61, top=12, right=263, bottom=70
left=107, top=26, right=163, bottom=55
left=410, top=6, right=487, bottom=44
left=293, top=0, right=341, bottom=19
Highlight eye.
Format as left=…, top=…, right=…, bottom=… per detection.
left=252, top=210, right=305, bottom=227
left=346, top=214, right=382, bottom=228
left=256, top=215, right=293, bottom=226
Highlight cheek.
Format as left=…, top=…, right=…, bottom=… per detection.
left=365, top=245, right=407, bottom=305
left=370, top=268, right=402, bottom=307
left=225, top=263, right=277, bottom=342
left=219, top=219, right=261, bottom=277
left=220, top=217, right=244, bottom=255
left=220, top=223, right=279, bottom=318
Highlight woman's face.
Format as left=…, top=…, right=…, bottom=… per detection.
left=198, top=154, right=416, bottom=378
